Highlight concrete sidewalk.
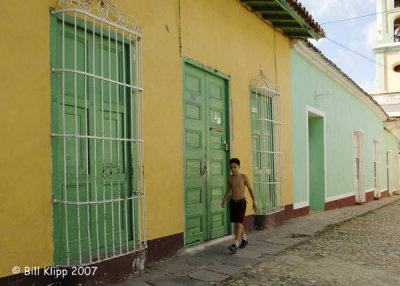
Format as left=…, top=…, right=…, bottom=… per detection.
left=117, top=195, right=400, bottom=286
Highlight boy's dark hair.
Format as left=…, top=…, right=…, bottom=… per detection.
left=229, top=158, right=240, bottom=166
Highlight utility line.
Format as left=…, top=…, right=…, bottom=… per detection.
left=324, top=37, right=390, bottom=71
left=320, top=10, right=387, bottom=25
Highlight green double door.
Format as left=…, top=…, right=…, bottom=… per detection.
left=183, top=62, right=230, bottom=246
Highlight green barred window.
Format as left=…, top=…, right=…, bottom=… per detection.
left=249, top=72, right=284, bottom=214
left=50, top=0, right=146, bottom=266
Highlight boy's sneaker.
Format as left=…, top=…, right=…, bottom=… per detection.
left=239, top=239, right=248, bottom=249
left=228, top=243, right=238, bottom=254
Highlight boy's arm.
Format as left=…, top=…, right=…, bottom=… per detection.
left=221, top=177, right=231, bottom=208
left=244, top=174, right=258, bottom=211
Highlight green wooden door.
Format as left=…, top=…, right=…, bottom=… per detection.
left=183, top=62, right=229, bottom=246
left=51, top=16, right=136, bottom=264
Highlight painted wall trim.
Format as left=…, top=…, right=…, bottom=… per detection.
left=293, top=201, right=309, bottom=209
left=307, top=105, right=326, bottom=117
left=293, top=41, right=387, bottom=121
left=325, top=192, right=355, bottom=202
left=182, top=56, right=231, bottom=80
left=306, top=105, right=327, bottom=208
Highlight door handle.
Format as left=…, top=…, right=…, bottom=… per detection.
left=202, top=163, right=207, bottom=176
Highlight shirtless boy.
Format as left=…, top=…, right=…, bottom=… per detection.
left=221, top=158, right=257, bottom=254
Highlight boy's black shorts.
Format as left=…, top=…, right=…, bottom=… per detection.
left=229, top=198, right=246, bottom=223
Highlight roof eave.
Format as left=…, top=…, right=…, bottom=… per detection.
left=274, top=0, right=324, bottom=39
left=240, top=0, right=325, bottom=40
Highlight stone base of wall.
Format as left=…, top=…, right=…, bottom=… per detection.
left=147, top=233, right=184, bottom=264
left=375, top=190, right=389, bottom=199
left=381, top=190, right=389, bottom=198
left=243, top=214, right=255, bottom=233
left=366, top=190, right=375, bottom=203
left=285, top=204, right=294, bottom=220
left=254, top=210, right=284, bottom=230
left=325, top=195, right=356, bottom=210
left=0, top=249, right=147, bottom=286
left=293, top=206, right=309, bottom=218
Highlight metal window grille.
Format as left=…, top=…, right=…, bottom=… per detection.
left=386, top=151, right=392, bottom=195
left=394, top=18, right=400, bottom=42
left=51, top=0, right=145, bottom=266
left=396, top=155, right=400, bottom=192
left=373, top=141, right=380, bottom=197
left=353, top=132, right=365, bottom=203
left=250, top=70, right=284, bottom=214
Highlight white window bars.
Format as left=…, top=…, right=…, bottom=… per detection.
left=386, top=150, right=392, bottom=196
left=373, top=140, right=381, bottom=197
left=50, top=0, right=146, bottom=266
left=250, top=70, right=284, bottom=215
left=354, top=131, right=365, bottom=203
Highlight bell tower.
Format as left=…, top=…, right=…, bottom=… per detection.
left=373, top=0, right=400, bottom=93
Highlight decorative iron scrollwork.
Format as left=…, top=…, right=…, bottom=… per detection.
left=56, top=0, right=141, bottom=35
left=250, top=65, right=280, bottom=93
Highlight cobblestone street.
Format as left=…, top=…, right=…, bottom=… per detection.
left=221, top=199, right=400, bottom=286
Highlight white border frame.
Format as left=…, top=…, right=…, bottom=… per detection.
left=353, top=130, right=366, bottom=203
left=304, top=105, right=327, bottom=210
left=373, top=139, right=382, bottom=198
left=387, top=149, right=393, bottom=196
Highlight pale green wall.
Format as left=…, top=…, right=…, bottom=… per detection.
left=291, top=49, right=398, bottom=206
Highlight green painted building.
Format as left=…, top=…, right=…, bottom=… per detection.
left=291, top=40, right=400, bottom=215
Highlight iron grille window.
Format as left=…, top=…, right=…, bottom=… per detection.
left=396, top=155, right=400, bottom=191
left=250, top=72, right=284, bottom=214
left=386, top=151, right=392, bottom=193
left=353, top=131, right=365, bottom=203
left=50, top=0, right=146, bottom=266
left=394, top=18, right=400, bottom=42
left=373, top=141, right=380, bottom=197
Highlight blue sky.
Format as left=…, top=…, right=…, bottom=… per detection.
left=300, top=0, right=378, bottom=92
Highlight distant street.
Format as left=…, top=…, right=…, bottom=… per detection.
left=222, top=199, right=400, bottom=286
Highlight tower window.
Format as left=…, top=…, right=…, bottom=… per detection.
left=395, top=18, right=400, bottom=42
left=395, top=0, right=400, bottom=8
left=394, top=64, right=400, bottom=73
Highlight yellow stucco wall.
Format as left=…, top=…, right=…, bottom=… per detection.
left=180, top=0, right=293, bottom=211
left=0, top=0, right=55, bottom=278
left=0, top=0, right=293, bottom=278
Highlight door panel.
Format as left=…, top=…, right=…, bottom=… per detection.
left=183, top=65, right=207, bottom=245
left=206, top=74, right=229, bottom=239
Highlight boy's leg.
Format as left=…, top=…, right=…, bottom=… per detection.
left=228, top=223, right=240, bottom=253
left=239, top=223, right=248, bottom=248
left=235, top=223, right=243, bottom=242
